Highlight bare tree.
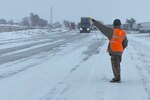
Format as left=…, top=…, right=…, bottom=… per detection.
left=21, top=17, right=30, bottom=28
left=7, top=20, right=14, bottom=25
left=30, top=13, right=40, bottom=27
left=126, top=18, right=136, bottom=30
left=39, top=19, right=48, bottom=28
left=20, top=13, right=49, bottom=29
left=0, top=19, right=6, bottom=24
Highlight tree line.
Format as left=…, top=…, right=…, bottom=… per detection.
left=0, top=13, right=48, bottom=28
left=0, top=15, right=137, bottom=30
left=0, top=13, right=77, bottom=29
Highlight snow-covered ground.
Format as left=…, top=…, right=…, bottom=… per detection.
left=0, top=29, right=150, bottom=100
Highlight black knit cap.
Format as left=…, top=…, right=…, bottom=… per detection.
left=113, top=19, right=121, bottom=26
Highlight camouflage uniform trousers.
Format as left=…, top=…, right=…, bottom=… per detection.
left=111, top=55, right=122, bottom=80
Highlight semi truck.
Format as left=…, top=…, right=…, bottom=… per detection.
left=79, top=17, right=92, bottom=33
left=139, top=22, right=150, bottom=33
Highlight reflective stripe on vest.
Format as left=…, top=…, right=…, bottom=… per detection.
left=110, top=28, right=125, bottom=52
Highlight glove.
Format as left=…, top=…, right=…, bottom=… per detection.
left=89, top=17, right=96, bottom=23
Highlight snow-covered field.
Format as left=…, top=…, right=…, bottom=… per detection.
left=0, top=29, right=150, bottom=100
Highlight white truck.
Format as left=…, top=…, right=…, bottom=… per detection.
left=139, top=22, right=150, bottom=33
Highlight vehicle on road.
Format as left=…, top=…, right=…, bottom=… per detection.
left=139, top=22, right=150, bottom=33
left=70, top=22, right=76, bottom=30
left=79, top=17, right=92, bottom=33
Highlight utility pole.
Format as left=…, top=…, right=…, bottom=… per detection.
left=50, top=7, right=53, bottom=28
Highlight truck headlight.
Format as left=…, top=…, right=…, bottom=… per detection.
left=87, top=28, right=89, bottom=31
left=80, top=28, right=82, bottom=30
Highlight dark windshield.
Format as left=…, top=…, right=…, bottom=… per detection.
left=81, top=18, right=90, bottom=24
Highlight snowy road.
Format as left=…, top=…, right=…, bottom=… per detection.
left=0, top=31, right=89, bottom=64
left=0, top=30, right=150, bottom=100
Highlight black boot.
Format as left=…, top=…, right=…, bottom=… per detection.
left=110, top=78, right=121, bottom=83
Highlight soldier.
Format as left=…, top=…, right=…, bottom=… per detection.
left=90, top=18, right=128, bottom=83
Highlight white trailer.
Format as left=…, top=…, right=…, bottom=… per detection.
left=139, top=22, right=150, bottom=33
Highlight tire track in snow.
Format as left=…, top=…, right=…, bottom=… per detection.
left=0, top=30, right=70, bottom=45
left=39, top=37, right=107, bottom=100
left=0, top=63, right=39, bottom=79
left=0, top=31, right=77, bottom=55
left=0, top=33, right=90, bottom=79
left=0, top=33, right=88, bottom=65
left=69, top=39, right=106, bottom=74
left=82, top=39, right=105, bottom=61
left=0, top=52, right=53, bottom=80
left=39, top=82, right=70, bottom=100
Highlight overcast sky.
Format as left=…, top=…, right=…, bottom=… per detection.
left=0, top=0, right=150, bottom=24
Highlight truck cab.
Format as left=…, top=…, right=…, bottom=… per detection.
left=79, top=17, right=92, bottom=33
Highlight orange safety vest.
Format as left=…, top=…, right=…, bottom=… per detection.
left=110, top=28, right=126, bottom=52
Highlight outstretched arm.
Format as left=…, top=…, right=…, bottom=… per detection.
left=91, top=18, right=113, bottom=40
